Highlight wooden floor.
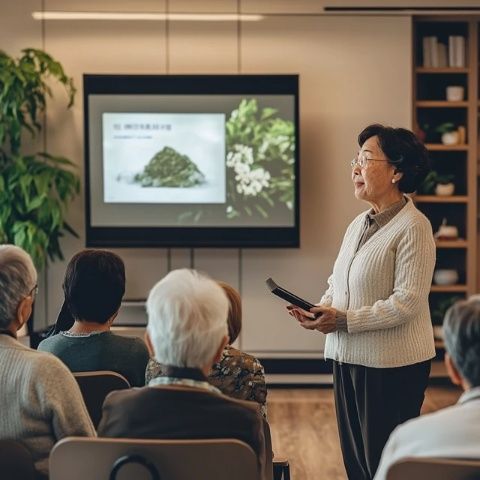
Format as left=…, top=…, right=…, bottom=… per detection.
left=266, top=384, right=462, bottom=480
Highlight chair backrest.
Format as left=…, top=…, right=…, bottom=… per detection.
left=0, top=439, right=36, bottom=480
left=387, top=457, right=480, bottom=480
left=73, top=371, right=131, bottom=428
left=50, top=437, right=261, bottom=480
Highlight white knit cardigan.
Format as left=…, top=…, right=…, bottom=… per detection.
left=321, top=198, right=436, bottom=368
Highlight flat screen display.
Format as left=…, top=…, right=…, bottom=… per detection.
left=84, top=74, right=299, bottom=247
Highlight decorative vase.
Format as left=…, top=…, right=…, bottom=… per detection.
left=441, top=131, right=459, bottom=145
left=435, top=182, right=455, bottom=196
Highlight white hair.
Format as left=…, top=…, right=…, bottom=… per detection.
left=0, top=245, right=37, bottom=329
left=146, top=269, right=228, bottom=369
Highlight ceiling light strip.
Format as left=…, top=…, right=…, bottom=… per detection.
left=32, top=11, right=263, bottom=22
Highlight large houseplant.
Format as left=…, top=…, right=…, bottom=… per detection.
left=0, top=48, right=79, bottom=267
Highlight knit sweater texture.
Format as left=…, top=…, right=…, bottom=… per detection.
left=38, top=330, right=149, bottom=387
left=322, top=198, right=436, bottom=368
left=0, top=335, right=95, bottom=475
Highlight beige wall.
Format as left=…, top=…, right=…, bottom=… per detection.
left=2, top=1, right=411, bottom=356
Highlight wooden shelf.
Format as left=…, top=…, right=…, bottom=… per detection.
left=416, top=101, right=468, bottom=107
left=425, top=143, right=469, bottom=151
left=430, top=285, right=468, bottom=293
left=414, top=19, right=477, bottom=368
left=435, top=240, right=468, bottom=248
left=415, top=67, right=469, bottom=74
left=414, top=195, right=468, bottom=203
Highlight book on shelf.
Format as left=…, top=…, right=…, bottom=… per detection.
left=437, top=42, right=447, bottom=68
left=423, top=36, right=436, bottom=67
left=423, top=35, right=466, bottom=68
left=448, top=35, right=466, bottom=67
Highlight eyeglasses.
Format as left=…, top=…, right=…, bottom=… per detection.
left=27, top=284, right=38, bottom=299
left=351, top=153, right=388, bottom=169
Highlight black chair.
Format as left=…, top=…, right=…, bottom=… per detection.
left=73, top=371, right=130, bottom=428
left=0, top=439, right=36, bottom=480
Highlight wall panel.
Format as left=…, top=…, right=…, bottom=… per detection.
left=240, top=15, right=411, bottom=352
left=42, top=3, right=167, bottom=326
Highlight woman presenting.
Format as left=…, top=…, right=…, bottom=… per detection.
left=290, top=124, right=436, bottom=480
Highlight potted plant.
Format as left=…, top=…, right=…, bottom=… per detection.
left=420, top=170, right=455, bottom=196
left=435, top=122, right=459, bottom=145
left=0, top=48, right=79, bottom=267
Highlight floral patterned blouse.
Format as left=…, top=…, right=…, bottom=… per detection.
left=145, top=345, right=268, bottom=417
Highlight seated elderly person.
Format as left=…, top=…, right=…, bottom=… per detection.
left=0, top=245, right=95, bottom=478
left=374, top=299, right=480, bottom=480
left=38, top=249, right=149, bottom=387
left=145, top=280, right=268, bottom=416
left=98, top=269, right=273, bottom=480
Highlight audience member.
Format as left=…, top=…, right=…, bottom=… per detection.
left=98, top=269, right=273, bottom=480
left=0, top=245, right=95, bottom=478
left=145, top=280, right=268, bottom=416
left=38, top=249, right=149, bottom=387
left=374, top=299, right=480, bottom=480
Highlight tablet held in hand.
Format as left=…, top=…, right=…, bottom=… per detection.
left=266, top=277, right=316, bottom=312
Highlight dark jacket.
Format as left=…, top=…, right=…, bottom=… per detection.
left=97, top=382, right=273, bottom=480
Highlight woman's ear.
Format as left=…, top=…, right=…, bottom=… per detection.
left=392, top=169, right=404, bottom=184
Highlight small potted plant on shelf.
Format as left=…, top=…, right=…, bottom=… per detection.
left=420, top=171, right=455, bottom=196
left=435, top=122, right=459, bottom=145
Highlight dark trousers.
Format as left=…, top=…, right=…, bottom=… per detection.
left=333, top=360, right=431, bottom=480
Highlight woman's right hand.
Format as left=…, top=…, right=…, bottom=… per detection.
left=286, top=305, right=316, bottom=322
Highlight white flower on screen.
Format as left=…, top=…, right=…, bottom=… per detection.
left=226, top=144, right=254, bottom=168
left=236, top=167, right=271, bottom=197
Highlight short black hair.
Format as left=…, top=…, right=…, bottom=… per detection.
left=63, top=249, right=125, bottom=324
left=444, top=299, right=480, bottom=387
left=358, top=124, right=430, bottom=193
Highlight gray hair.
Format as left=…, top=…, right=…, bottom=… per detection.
left=0, top=245, right=37, bottom=329
left=443, top=299, right=480, bottom=387
left=146, top=269, right=228, bottom=369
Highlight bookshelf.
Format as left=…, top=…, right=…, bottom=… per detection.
left=412, top=18, right=478, bottom=363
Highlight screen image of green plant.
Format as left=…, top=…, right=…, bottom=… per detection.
left=225, top=98, right=295, bottom=219
left=0, top=49, right=79, bottom=267
left=134, top=146, right=205, bottom=188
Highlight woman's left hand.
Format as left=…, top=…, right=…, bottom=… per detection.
left=297, top=305, right=339, bottom=334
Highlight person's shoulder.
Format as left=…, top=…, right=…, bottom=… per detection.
left=107, top=333, right=149, bottom=362
left=26, top=347, right=76, bottom=381
left=223, top=346, right=265, bottom=375
left=391, top=402, right=461, bottom=443
left=401, top=198, right=430, bottom=225
left=212, top=389, right=263, bottom=417
left=103, top=385, right=148, bottom=409
left=108, top=332, right=148, bottom=349
left=396, top=199, right=433, bottom=234
left=37, top=332, right=66, bottom=351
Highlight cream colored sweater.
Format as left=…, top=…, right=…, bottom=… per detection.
left=0, top=335, right=95, bottom=475
left=322, top=198, right=436, bottom=368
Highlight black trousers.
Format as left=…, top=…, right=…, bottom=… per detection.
left=333, top=360, right=431, bottom=480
